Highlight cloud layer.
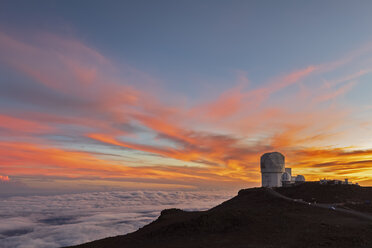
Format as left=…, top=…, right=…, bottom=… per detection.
left=0, top=190, right=234, bottom=248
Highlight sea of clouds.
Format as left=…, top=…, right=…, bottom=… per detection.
left=0, top=190, right=235, bottom=248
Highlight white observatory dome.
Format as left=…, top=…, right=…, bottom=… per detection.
left=281, top=172, right=291, bottom=182
left=260, top=152, right=285, bottom=173
left=295, top=175, right=305, bottom=182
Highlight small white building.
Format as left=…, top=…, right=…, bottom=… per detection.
left=260, top=152, right=305, bottom=187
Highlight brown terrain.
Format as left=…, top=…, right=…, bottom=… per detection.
left=67, top=183, right=372, bottom=248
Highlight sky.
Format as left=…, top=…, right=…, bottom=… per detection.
left=1, top=0, right=372, bottom=194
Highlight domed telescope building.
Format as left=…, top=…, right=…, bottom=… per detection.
left=260, top=152, right=305, bottom=187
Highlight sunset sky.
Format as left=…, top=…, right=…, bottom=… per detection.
left=1, top=0, right=372, bottom=194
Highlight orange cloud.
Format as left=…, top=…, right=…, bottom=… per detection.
left=0, top=141, right=201, bottom=179
left=0, top=114, right=53, bottom=134
left=0, top=141, right=253, bottom=189
left=0, top=175, right=10, bottom=182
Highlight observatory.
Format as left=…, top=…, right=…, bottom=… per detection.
left=260, top=152, right=305, bottom=187
left=260, top=152, right=285, bottom=187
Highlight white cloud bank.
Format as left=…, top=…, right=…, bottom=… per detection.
left=0, top=190, right=235, bottom=248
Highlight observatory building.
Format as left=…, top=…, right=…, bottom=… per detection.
left=260, top=152, right=305, bottom=187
